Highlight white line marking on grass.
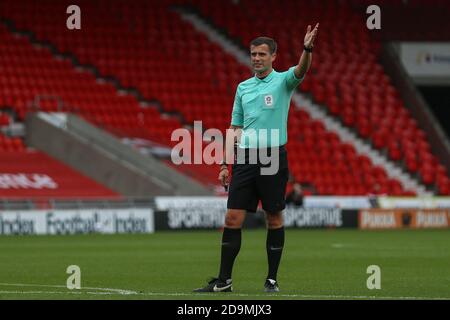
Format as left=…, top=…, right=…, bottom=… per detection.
left=0, top=291, right=83, bottom=295
left=0, top=283, right=137, bottom=295
left=0, top=283, right=448, bottom=300
left=139, top=292, right=450, bottom=300
left=0, top=290, right=133, bottom=295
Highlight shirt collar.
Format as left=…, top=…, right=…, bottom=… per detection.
left=254, top=69, right=275, bottom=83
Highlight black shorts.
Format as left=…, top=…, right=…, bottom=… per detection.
left=227, top=145, right=289, bottom=213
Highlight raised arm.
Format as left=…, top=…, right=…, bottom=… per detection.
left=294, top=23, right=319, bottom=80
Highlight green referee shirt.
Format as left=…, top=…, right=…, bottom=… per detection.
left=231, top=66, right=303, bottom=148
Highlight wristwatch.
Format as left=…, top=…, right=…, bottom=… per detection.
left=220, top=160, right=228, bottom=170
left=304, top=45, right=313, bottom=53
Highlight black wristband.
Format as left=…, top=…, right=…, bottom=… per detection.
left=304, top=45, right=313, bottom=53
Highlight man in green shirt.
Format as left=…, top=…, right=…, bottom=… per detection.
left=194, top=23, right=319, bottom=293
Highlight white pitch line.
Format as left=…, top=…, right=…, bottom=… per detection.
left=0, top=291, right=83, bottom=295
left=0, top=290, right=448, bottom=300
left=0, top=290, right=131, bottom=295
left=0, top=283, right=448, bottom=300
left=138, top=292, right=450, bottom=300
left=0, top=283, right=137, bottom=295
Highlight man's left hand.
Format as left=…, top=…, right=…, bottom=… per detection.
left=304, top=23, right=319, bottom=49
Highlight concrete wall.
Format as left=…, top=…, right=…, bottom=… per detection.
left=25, top=113, right=212, bottom=197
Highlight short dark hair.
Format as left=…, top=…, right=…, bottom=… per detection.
left=250, top=37, right=277, bottom=54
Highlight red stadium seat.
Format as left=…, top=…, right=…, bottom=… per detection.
left=1, top=0, right=448, bottom=195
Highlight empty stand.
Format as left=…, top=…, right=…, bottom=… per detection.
left=191, top=0, right=449, bottom=194
left=0, top=22, right=182, bottom=146
left=0, top=133, right=25, bottom=152
left=1, top=0, right=448, bottom=195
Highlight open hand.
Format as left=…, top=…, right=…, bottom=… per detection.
left=304, top=23, right=319, bottom=49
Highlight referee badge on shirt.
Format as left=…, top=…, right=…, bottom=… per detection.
left=264, top=95, right=274, bottom=107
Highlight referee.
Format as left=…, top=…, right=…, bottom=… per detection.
left=194, top=24, right=319, bottom=293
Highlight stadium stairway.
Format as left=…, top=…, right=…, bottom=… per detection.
left=172, top=0, right=450, bottom=195
left=0, top=15, right=219, bottom=194
left=173, top=6, right=427, bottom=196
left=1, top=0, right=448, bottom=195
left=0, top=0, right=417, bottom=196
left=0, top=0, right=238, bottom=194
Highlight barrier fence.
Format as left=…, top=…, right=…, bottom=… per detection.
left=1, top=196, right=449, bottom=235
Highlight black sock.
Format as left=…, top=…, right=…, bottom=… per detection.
left=266, top=227, right=285, bottom=281
left=218, top=228, right=241, bottom=282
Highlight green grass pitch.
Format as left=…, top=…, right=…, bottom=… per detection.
left=0, top=229, right=449, bottom=300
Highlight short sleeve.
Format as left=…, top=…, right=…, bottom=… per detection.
left=231, top=85, right=243, bottom=127
left=285, top=66, right=304, bottom=91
